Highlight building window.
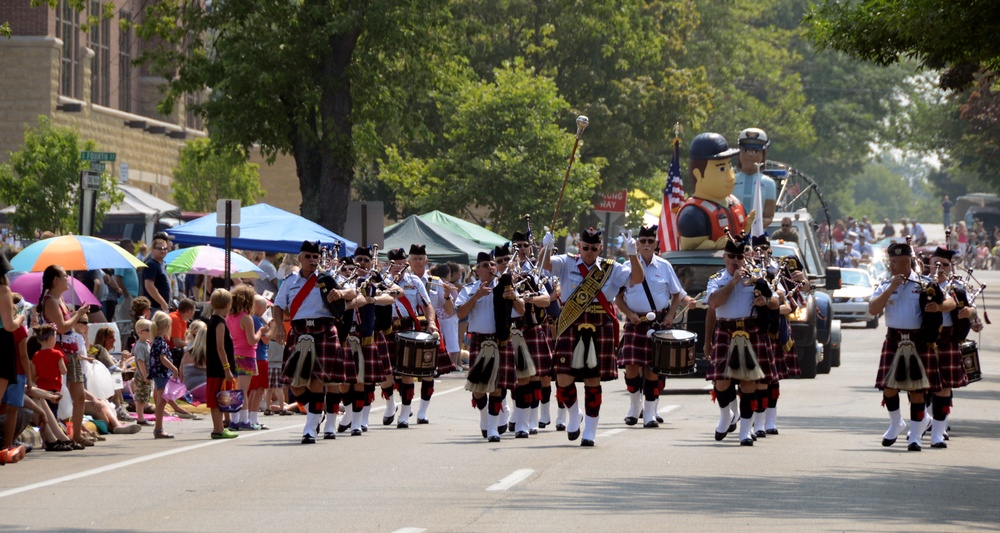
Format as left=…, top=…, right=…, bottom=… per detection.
left=90, top=1, right=111, bottom=106
left=186, top=92, right=204, bottom=131
left=55, top=0, right=79, bottom=98
left=118, top=9, right=132, bottom=112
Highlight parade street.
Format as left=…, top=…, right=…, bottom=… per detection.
left=2, top=273, right=998, bottom=533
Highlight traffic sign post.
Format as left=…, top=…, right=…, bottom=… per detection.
left=593, top=189, right=627, bottom=257
left=78, top=170, right=102, bottom=235
left=216, top=199, right=241, bottom=287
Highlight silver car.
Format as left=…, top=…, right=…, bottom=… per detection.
left=831, top=268, right=880, bottom=328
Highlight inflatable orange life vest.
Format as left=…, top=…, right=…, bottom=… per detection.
left=682, top=195, right=747, bottom=241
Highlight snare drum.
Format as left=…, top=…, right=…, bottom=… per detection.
left=650, top=329, right=697, bottom=376
left=394, top=331, right=439, bottom=377
left=960, top=340, right=982, bottom=383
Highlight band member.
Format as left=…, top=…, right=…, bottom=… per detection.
left=762, top=247, right=810, bottom=435
left=615, top=225, right=694, bottom=428
left=926, top=247, right=976, bottom=448
left=273, top=241, right=357, bottom=444
left=705, top=237, right=779, bottom=446
left=457, top=251, right=524, bottom=442
left=510, top=231, right=555, bottom=433
left=379, top=247, right=439, bottom=429
left=868, top=242, right=946, bottom=451
left=337, top=248, right=397, bottom=436
left=407, top=244, right=458, bottom=424
left=541, top=227, right=637, bottom=446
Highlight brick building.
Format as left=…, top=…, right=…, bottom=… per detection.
left=0, top=0, right=301, bottom=217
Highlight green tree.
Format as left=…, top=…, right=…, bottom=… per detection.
left=0, top=116, right=123, bottom=236
left=379, top=62, right=603, bottom=237
left=806, top=0, right=1000, bottom=91
left=134, top=0, right=451, bottom=234
left=171, top=138, right=264, bottom=212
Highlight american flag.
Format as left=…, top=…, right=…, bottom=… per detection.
left=658, top=138, right=684, bottom=251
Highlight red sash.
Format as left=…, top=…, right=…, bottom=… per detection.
left=289, top=274, right=317, bottom=321
left=395, top=295, right=422, bottom=332
left=577, top=262, right=620, bottom=348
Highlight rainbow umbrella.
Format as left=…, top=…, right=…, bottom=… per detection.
left=165, top=245, right=264, bottom=277
left=11, top=235, right=146, bottom=272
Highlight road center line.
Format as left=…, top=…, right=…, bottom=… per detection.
left=0, top=385, right=468, bottom=500
left=599, top=428, right=626, bottom=437
left=658, top=404, right=680, bottom=415
left=486, top=468, right=534, bottom=491
left=390, top=528, right=427, bottom=533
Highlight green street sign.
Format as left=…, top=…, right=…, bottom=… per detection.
left=80, top=151, right=116, bottom=162
left=89, top=162, right=106, bottom=173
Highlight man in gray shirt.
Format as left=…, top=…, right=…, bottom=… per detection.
left=254, top=251, right=279, bottom=296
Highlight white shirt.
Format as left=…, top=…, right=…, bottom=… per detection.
left=705, top=268, right=756, bottom=320
left=392, top=271, right=431, bottom=319
left=455, top=280, right=499, bottom=334
left=274, top=270, right=333, bottom=320
left=549, top=254, right=629, bottom=305
left=622, top=255, right=685, bottom=314
left=872, top=273, right=925, bottom=330
left=254, top=257, right=279, bottom=295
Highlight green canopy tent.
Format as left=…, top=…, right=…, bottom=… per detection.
left=382, top=215, right=492, bottom=265
left=416, top=210, right=508, bottom=248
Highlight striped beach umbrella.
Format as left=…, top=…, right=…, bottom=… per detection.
left=11, top=235, right=146, bottom=272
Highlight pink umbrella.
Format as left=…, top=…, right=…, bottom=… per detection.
left=9, top=272, right=102, bottom=307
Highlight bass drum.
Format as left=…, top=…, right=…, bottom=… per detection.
left=650, top=329, right=697, bottom=376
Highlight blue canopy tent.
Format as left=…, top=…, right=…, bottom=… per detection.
left=165, top=203, right=357, bottom=256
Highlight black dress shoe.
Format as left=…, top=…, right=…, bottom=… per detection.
left=397, top=421, right=409, bottom=429
left=715, top=431, right=727, bottom=441
left=644, top=420, right=659, bottom=428
left=908, top=442, right=922, bottom=451
left=529, top=428, right=538, bottom=435
left=765, top=428, right=779, bottom=435
left=508, top=422, right=516, bottom=432
left=337, top=424, right=350, bottom=434
left=361, top=425, right=368, bottom=432
left=567, top=429, right=581, bottom=441
left=417, top=418, right=429, bottom=425
left=751, top=433, right=757, bottom=441
left=538, top=421, right=548, bottom=429
left=488, top=435, right=501, bottom=443
left=882, top=437, right=898, bottom=447
left=740, top=438, right=754, bottom=446
left=351, top=429, right=362, bottom=436
left=930, top=442, right=947, bottom=449
left=580, top=439, right=595, bottom=447
left=497, top=425, right=508, bottom=435
left=555, top=424, right=566, bottom=431
left=656, top=415, right=664, bottom=424
left=755, top=430, right=766, bottom=439
left=624, top=416, right=638, bottom=426
left=301, top=434, right=316, bottom=444
left=323, top=432, right=337, bottom=440
left=382, top=414, right=395, bottom=426
left=515, top=430, right=529, bottom=439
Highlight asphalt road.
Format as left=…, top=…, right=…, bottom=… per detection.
left=2, top=271, right=999, bottom=532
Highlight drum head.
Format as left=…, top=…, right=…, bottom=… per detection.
left=652, top=329, right=696, bottom=342
left=397, top=331, right=436, bottom=342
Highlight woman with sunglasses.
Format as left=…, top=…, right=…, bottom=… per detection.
left=39, top=265, right=93, bottom=447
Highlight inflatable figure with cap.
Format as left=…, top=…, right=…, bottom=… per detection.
left=677, top=133, right=756, bottom=250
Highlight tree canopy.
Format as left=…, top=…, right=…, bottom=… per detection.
left=0, top=116, right=123, bottom=237
left=171, top=138, right=264, bottom=213
left=806, top=0, right=1000, bottom=91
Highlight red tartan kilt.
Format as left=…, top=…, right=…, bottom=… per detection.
left=374, top=331, right=393, bottom=378
left=468, top=334, right=516, bottom=390
left=345, top=336, right=390, bottom=384
left=524, top=324, right=554, bottom=377
left=937, top=326, right=969, bottom=389
left=281, top=323, right=354, bottom=385
left=707, top=321, right=773, bottom=382
left=551, top=312, right=618, bottom=382
left=617, top=321, right=656, bottom=368
left=769, top=334, right=789, bottom=381
left=875, top=329, right=941, bottom=390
